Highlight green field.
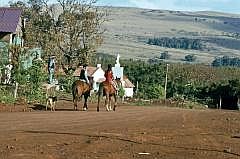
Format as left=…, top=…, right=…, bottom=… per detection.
left=97, top=7, right=240, bottom=64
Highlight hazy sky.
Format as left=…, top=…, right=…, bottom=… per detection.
left=96, top=0, right=240, bottom=14
left=0, top=0, right=239, bottom=14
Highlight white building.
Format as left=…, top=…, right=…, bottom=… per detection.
left=73, top=54, right=135, bottom=97
left=122, top=76, right=135, bottom=97
left=112, top=54, right=135, bottom=97
left=112, top=54, right=123, bottom=80
left=73, top=64, right=105, bottom=91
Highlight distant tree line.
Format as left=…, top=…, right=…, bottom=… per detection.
left=206, top=38, right=240, bottom=50
left=147, top=37, right=203, bottom=50
left=212, top=56, right=240, bottom=67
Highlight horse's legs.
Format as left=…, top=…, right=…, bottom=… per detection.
left=113, top=94, right=117, bottom=111
left=53, top=102, right=55, bottom=111
left=72, top=85, right=78, bottom=111
left=83, top=93, right=89, bottom=111
left=97, top=89, right=104, bottom=112
left=97, top=93, right=101, bottom=112
left=109, top=96, right=112, bottom=111
left=73, top=97, right=78, bottom=111
left=105, top=93, right=110, bottom=111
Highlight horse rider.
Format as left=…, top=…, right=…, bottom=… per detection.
left=79, top=64, right=90, bottom=84
left=104, top=64, right=117, bottom=90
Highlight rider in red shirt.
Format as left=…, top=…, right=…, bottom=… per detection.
left=104, top=64, right=114, bottom=83
left=104, top=64, right=117, bottom=90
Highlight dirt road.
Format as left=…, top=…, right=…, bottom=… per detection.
left=0, top=100, right=240, bottom=159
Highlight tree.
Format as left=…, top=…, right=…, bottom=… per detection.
left=0, top=42, right=9, bottom=66
left=147, top=37, right=203, bottom=50
left=15, top=0, right=107, bottom=73
left=160, top=51, right=170, bottom=59
left=118, top=85, right=125, bottom=102
left=212, top=56, right=240, bottom=67
left=56, top=0, right=106, bottom=67
left=184, top=54, right=196, bottom=62
left=145, top=84, right=164, bottom=99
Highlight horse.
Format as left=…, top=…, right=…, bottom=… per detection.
left=97, top=78, right=122, bottom=112
left=72, top=78, right=93, bottom=111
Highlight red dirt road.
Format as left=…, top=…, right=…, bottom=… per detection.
left=0, top=100, right=240, bottom=159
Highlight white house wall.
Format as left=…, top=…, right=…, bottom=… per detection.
left=92, top=68, right=105, bottom=91
left=124, top=88, right=134, bottom=97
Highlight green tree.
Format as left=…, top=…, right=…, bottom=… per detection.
left=160, top=51, right=170, bottom=59
left=184, top=54, right=197, bottom=62
left=25, top=60, right=47, bottom=103
left=14, top=0, right=107, bottom=74
left=118, top=85, right=125, bottom=102
left=145, top=84, right=164, bottom=99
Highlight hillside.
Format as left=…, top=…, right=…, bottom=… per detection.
left=97, top=7, right=240, bottom=64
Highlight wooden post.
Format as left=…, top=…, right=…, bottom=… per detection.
left=219, top=95, right=222, bottom=109
left=121, top=96, right=125, bottom=103
left=0, top=68, right=2, bottom=84
left=14, top=82, right=18, bottom=99
left=164, top=64, right=169, bottom=100
left=136, top=81, right=139, bottom=94
left=238, top=97, right=240, bottom=111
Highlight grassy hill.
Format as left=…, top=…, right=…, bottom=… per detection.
left=97, top=7, right=240, bottom=64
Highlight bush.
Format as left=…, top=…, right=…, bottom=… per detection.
left=144, top=84, right=165, bottom=99
left=118, top=85, right=125, bottom=98
left=58, top=70, right=75, bottom=93
left=184, top=54, right=197, bottom=62
left=160, top=51, right=170, bottom=59
left=0, top=86, right=15, bottom=104
left=13, top=60, right=47, bottom=104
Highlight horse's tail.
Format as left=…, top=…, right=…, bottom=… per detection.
left=97, top=83, right=104, bottom=112
left=98, top=83, right=104, bottom=96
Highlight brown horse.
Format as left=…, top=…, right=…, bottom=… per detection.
left=97, top=79, right=122, bottom=112
left=72, top=79, right=92, bottom=111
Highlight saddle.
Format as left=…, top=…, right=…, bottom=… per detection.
left=80, top=79, right=87, bottom=83
left=77, top=80, right=92, bottom=92
left=103, top=81, right=117, bottom=94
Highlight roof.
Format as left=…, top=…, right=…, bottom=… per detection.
left=73, top=67, right=135, bottom=87
left=96, top=78, right=105, bottom=83
left=55, top=66, right=66, bottom=76
left=123, top=76, right=135, bottom=88
left=73, top=66, right=99, bottom=77
left=0, top=7, right=22, bottom=33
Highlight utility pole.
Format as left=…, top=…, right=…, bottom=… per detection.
left=136, top=81, right=139, bottom=94
left=164, top=64, right=169, bottom=100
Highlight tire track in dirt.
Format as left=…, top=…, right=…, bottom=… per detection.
left=180, top=110, right=240, bottom=158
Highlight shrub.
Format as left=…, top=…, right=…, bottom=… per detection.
left=184, top=54, right=197, bottom=62
left=160, top=51, right=170, bottom=59
left=13, top=60, right=47, bottom=104
left=58, top=70, right=75, bottom=93
left=118, top=85, right=125, bottom=98
left=0, top=86, right=15, bottom=104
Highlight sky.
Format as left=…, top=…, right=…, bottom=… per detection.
left=0, top=0, right=240, bottom=14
